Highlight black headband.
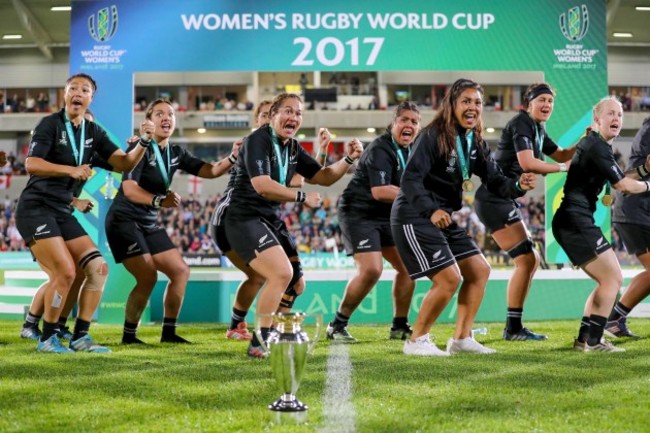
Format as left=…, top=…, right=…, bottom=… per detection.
left=527, top=84, right=553, bottom=102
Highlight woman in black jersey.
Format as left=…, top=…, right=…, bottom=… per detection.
left=213, top=101, right=333, bottom=343
left=552, top=97, right=650, bottom=352
left=326, top=101, right=420, bottom=343
left=20, top=109, right=123, bottom=342
left=224, top=93, right=363, bottom=357
left=15, top=73, right=148, bottom=353
left=608, top=118, right=650, bottom=338
left=106, top=98, right=239, bottom=344
left=474, top=83, right=576, bottom=342
left=390, top=79, right=536, bottom=356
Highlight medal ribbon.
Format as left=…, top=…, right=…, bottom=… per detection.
left=534, top=124, right=544, bottom=156
left=270, top=127, right=289, bottom=186
left=64, top=113, right=85, bottom=166
left=151, top=140, right=171, bottom=189
left=391, top=136, right=408, bottom=171
left=455, top=131, right=474, bottom=181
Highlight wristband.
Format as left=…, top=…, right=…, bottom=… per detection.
left=295, top=191, right=306, bottom=203
left=344, top=155, right=355, bottom=165
left=138, top=136, right=151, bottom=149
left=228, top=153, right=237, bottom=164
left=645, top=181, right=650, bottom=193
left=558, top=162, right=567, bottom=172
left=637, top=164, right=650, bottom=178
left=151, top=195, right=163, bottom=209
left=515, top=180, right=524, bottom=193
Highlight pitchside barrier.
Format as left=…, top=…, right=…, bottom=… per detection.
left=2, top=268, right=650, bottom=324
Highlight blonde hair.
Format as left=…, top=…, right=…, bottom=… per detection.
left=592, top=96, right=622, bottom=118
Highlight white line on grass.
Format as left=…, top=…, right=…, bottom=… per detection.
left=319, top=343, right=357, bottom=433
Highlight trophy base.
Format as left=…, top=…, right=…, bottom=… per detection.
left=268, top=397, right=308, bottom=412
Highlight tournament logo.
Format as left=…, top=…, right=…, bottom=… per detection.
left=88, top=5, right=119, bottom=43
left=559, top=5, right=589, bottom=42
left=81, top=4, right=126, bottom=69
left=552, top=4, right=598, bottom=69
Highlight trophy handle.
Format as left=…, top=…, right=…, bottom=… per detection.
left=307, top=314, right=322, bottom=355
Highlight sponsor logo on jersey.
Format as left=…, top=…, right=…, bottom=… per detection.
left=357, top=238, right=371, bottom=249
left=35, top=224, right=51, bottom=237
left=432, top=250, right=446, bottom=263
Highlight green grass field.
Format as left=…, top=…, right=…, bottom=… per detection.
left=1, top=318, right=649, bottom=433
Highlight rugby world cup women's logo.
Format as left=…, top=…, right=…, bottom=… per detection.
left=559, top=5, right=589, bottom=42
left=88, top=5, right=119, bottom=42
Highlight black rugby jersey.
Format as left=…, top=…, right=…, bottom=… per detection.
left=109, top=142, right=204, bottom=225
left=559, top=131, right=624, bottom=215
left=209, top=168, right=237, bottom=228
left=613, top=117, right=650, bottom=226
left=493, top=110, right=559, bottom=179
left=339, top=132, right=407, bottom=222
left=19, top=109, right=120, bottom=215
left=226, top=125, right=321, bottom=220
left=391, top=126, right=522, bottom=226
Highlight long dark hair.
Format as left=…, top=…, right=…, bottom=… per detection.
left=426, top=78, right=484, bottom=160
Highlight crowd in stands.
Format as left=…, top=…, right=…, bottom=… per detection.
left=0, top=91, right=50, bottom=113
left=0, top=187, right=556, bottom=261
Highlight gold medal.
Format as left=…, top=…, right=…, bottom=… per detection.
left=601, top=195, right=614, bottom=206
left=462, top=179, right=474, bottom=192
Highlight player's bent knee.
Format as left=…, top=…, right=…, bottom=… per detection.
left=507, top=238, right=534, bottom=259
left=80, top=251, right=108, bottom=292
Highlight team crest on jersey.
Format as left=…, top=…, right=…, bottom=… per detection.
left=447, top=150, right=457, bottom=173
left=58, top=131, right=68, bottom=146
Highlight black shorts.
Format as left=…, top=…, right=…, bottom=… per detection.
left=552, top=208, right=611, bottom=266
left=225, top=216, right=298, bottom=264
left=474, top=196, right=521, bottom=232
left=614, top=222, right=650, bottom=256
left=339, top=218, right=395, bottom=256
left=105, top=214, right=174, bottom=263
left=391, top=222, right=481, bottom=280
left=211, top=223, right=231, bottom=254
left=15, top=208, right=86, bottom=245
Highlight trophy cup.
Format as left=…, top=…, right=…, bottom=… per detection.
left=256, top=312, right=322, bottom=412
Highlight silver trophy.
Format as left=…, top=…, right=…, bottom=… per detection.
left=256, top=312, right=322, bottom=412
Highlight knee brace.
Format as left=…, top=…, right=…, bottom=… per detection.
left=288, top=260, right=303, bottom=290
left=279, top=262, right=305, bottom=309
left=506, top=238, right=535, bottom=259
left=79, top=250, right=108, bottom=293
